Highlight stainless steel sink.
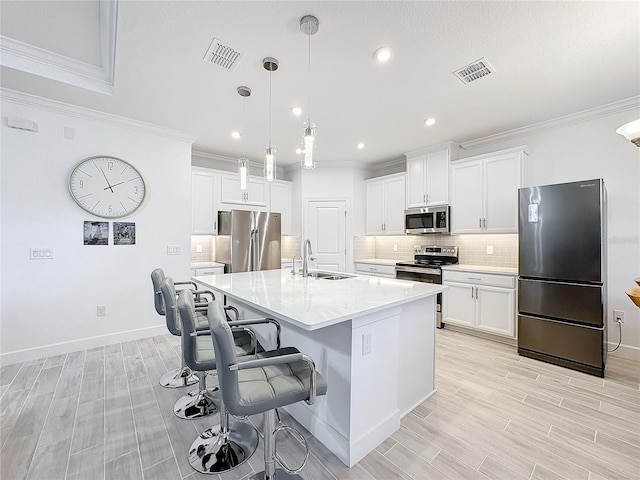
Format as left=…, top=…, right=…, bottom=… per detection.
left=308, top=271, right=355, bottom=280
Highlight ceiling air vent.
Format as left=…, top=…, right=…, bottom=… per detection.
left=203, top=38, right=243, bottom=71
left=453, top=58, right=495, bottom=85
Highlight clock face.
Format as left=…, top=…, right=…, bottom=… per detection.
left=68, top=156, right=146, bottom=218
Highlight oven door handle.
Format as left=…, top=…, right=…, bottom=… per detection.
left=395, top=266, right=441, bottom=275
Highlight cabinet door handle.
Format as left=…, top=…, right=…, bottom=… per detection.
left=479, top=218, right=482, bottom=228
left=475, top=287, right=478, bottom=299
left=426, top=193, right=429, bottom=203
left=423, top=193, right=426, bottom=203
left=483, top=218, right=486, bottom=228
left=471, top=287, right=474, bottom=299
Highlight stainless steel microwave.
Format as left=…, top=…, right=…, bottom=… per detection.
left=405, top=206, right=450, bottom=234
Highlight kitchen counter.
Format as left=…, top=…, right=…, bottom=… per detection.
left=193, top=269, right=445, bottom=331
left=354, top=258, right=405, bottom=266
left=193, top=269, right=444, bottom=467
left=190, top=261, right=225, bottom=269
left=441, top=264, right=518, bottom=275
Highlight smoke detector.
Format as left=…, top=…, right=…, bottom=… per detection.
left=453, top=58, right=495, bottom=84
left=203, top=37, right=243, bottom=71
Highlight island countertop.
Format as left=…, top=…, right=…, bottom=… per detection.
left=193, top=269, right=446, bottom=331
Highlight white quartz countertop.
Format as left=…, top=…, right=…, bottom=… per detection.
left=191, top=261, right=225, bottom=269
left=355, top=258, right=405, bottom=266
left=441, top=264, right=518, bottom=275
left=193, top=269, right=446, bottom=331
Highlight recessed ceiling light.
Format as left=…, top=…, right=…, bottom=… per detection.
left=373, top=46, right=393, bottom=63
left=291, top=106, right=303, bottom=116
left=357, top=142, right=365, bottom=149
left=231, top=131, right=241, bottom=139
left=424, top=118, right=436, bottom=127
left=295, top=148, right=303, bottom=155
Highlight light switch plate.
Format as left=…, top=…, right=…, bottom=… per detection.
left=167, top=245, right=182, bottom=255
left=30, top=248, right=53, bottom=260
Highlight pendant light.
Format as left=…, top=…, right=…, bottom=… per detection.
left=300, top=15, right=319, bottom=169
left=236, top=86, right=251, bottom=191
left=263, top=57, right=278, bottom=181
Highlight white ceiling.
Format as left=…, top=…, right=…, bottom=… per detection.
left=1, top=1, right=639, bottom=168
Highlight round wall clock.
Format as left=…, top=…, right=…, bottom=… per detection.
left=68, top=155, right=146, bottom=218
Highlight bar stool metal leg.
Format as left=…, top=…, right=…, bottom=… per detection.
left=188, top=398, right=259, bottom=474
left=174, top=371, right=219, bottom=419
left=247, top=410, right=303, bottom=480
left=159, top=356, right=198, bottom=388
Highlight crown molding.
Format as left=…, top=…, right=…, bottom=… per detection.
left=0, top=0, right=118, bottom=95
left=192, top=150, right=286, bottom=177
left=1, top=88, right=195, bottom=143
left=460, top=96, right=640, bottom=151
left=404, top=141, right=460, bottom=158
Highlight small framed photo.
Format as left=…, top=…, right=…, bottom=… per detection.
left=84, top=221, right=109, bottom=245
left=114, top=222, right=136, bottom=245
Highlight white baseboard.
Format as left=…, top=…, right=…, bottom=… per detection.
left=607, top=342, right=640, bottom=362
left=0, top=325, right=168, bottom=366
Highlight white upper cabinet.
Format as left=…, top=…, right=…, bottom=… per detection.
left=365, top=173, right=406, bottom=235
left=219, top=173, right=267, bottom=211
left=451, top=146, right=529, bottom=234
left=405, top=142, right=458, bottom=208
left=191, top=168, right=219, bottom=234
left=269, top=180, right=293, bottom=235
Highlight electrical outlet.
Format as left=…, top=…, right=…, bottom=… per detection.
left=393, top=244, right=398, bottom=252
left=30, top=248, right=53, bottom=260
left=362, top=333, right=372, bottom=356
left=167, top=245, right=181, bottom=255
left=97, top=305, right=106, bottom=317
left=196, top=244, right=203, bottom=253
left=613, top=309, right=625, bottom=324
left=487, top=246, right=494, bottom=255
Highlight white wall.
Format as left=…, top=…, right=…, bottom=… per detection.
left=0, top=90, right=194, bottom=364
left=460, top=104, right=640, bottom=358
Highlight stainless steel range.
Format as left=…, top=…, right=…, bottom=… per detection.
left=395, top=245, right=459, bottom=328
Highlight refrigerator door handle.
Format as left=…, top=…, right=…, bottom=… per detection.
left=250, top=229, right=259, bottom=271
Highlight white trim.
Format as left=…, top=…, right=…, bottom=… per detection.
left=0, top=324, right=167, bottom=366
left=453, top=145, right=531, bottom=164
left=404, top=140, right=460, bottom=158
left=460, top=96, right=640, bottom=150
left=0, top=0, right=119, bottom=95
left=1, top=88, right=195, bottom=143
left=192, top=149, right=286, bottom=178
left=608, top=342, right=640, bottom=362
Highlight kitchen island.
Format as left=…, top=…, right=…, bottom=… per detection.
left=193, top=269, right=446, bottom=467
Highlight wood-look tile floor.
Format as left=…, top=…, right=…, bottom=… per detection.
left=1, top=329, right=639, bottom=480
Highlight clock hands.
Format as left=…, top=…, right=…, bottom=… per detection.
left=100, top=168, right=114, bottom=193
left=104, top=181, right=126, bottom=190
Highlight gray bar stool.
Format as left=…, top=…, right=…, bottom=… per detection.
left=161, top=278, right=258, bottom=420
left=151, top=268, right=212, bottom=388
left=177, top=289, right=266, bottom=473
left=205, top=293, right=328, bottom=480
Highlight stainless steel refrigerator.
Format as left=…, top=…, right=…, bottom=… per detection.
left=215, top=210, right=281, bottom=273
left=518, top=179, right=607, bottom=377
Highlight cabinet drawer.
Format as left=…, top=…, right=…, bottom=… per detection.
left=355, top=263, right=396, bottom=277
left=442, top=270, right=515, bottom=288
left=194, top=266, right=224, bottom=276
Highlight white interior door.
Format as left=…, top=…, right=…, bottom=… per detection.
left=306, top=200, right=347, bottom=272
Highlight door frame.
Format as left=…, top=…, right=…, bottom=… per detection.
left=303, top=197, right=352, bottom=273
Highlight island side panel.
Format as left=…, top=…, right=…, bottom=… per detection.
left=397, top=295, right=437, bottom=415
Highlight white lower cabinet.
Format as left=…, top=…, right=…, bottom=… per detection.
left=355, top=262, right=396, bottom=278
left=442, top=269, right=516, bottom=338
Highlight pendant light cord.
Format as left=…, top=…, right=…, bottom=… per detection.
left=269, top=70, right=272, bottom=149
left=241, top=96, right=246, bottom=157
left=307, top=23, right=312, bottom=126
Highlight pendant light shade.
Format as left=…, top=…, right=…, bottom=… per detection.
left=300, top=15, right=319, bottom=169
left=236, top=86, right=251, bottom=191
left=263, top=57, right=278, bottom=181
left=616, top=119, right=640, bottom=147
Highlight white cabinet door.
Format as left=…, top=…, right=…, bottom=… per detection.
left=406, top=154, right=427, bottom=208
left=365, top=173, right=405, bottom=235
left=425, top=150, right=449, bottom=205
left=270, top=181, right=292, bottom=235
left=365, top=179, right=385, bottom=235
left=192, top=170, right=218, bottom=234
left=219, top=174, right=267, bottom=210
left=476, top=285, right=515, bottom=337
left=451, top=160, right=483, bottom=234
left=443, top=282, right=476, bottom=328
left=483, top=153, right=521, bottom=233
